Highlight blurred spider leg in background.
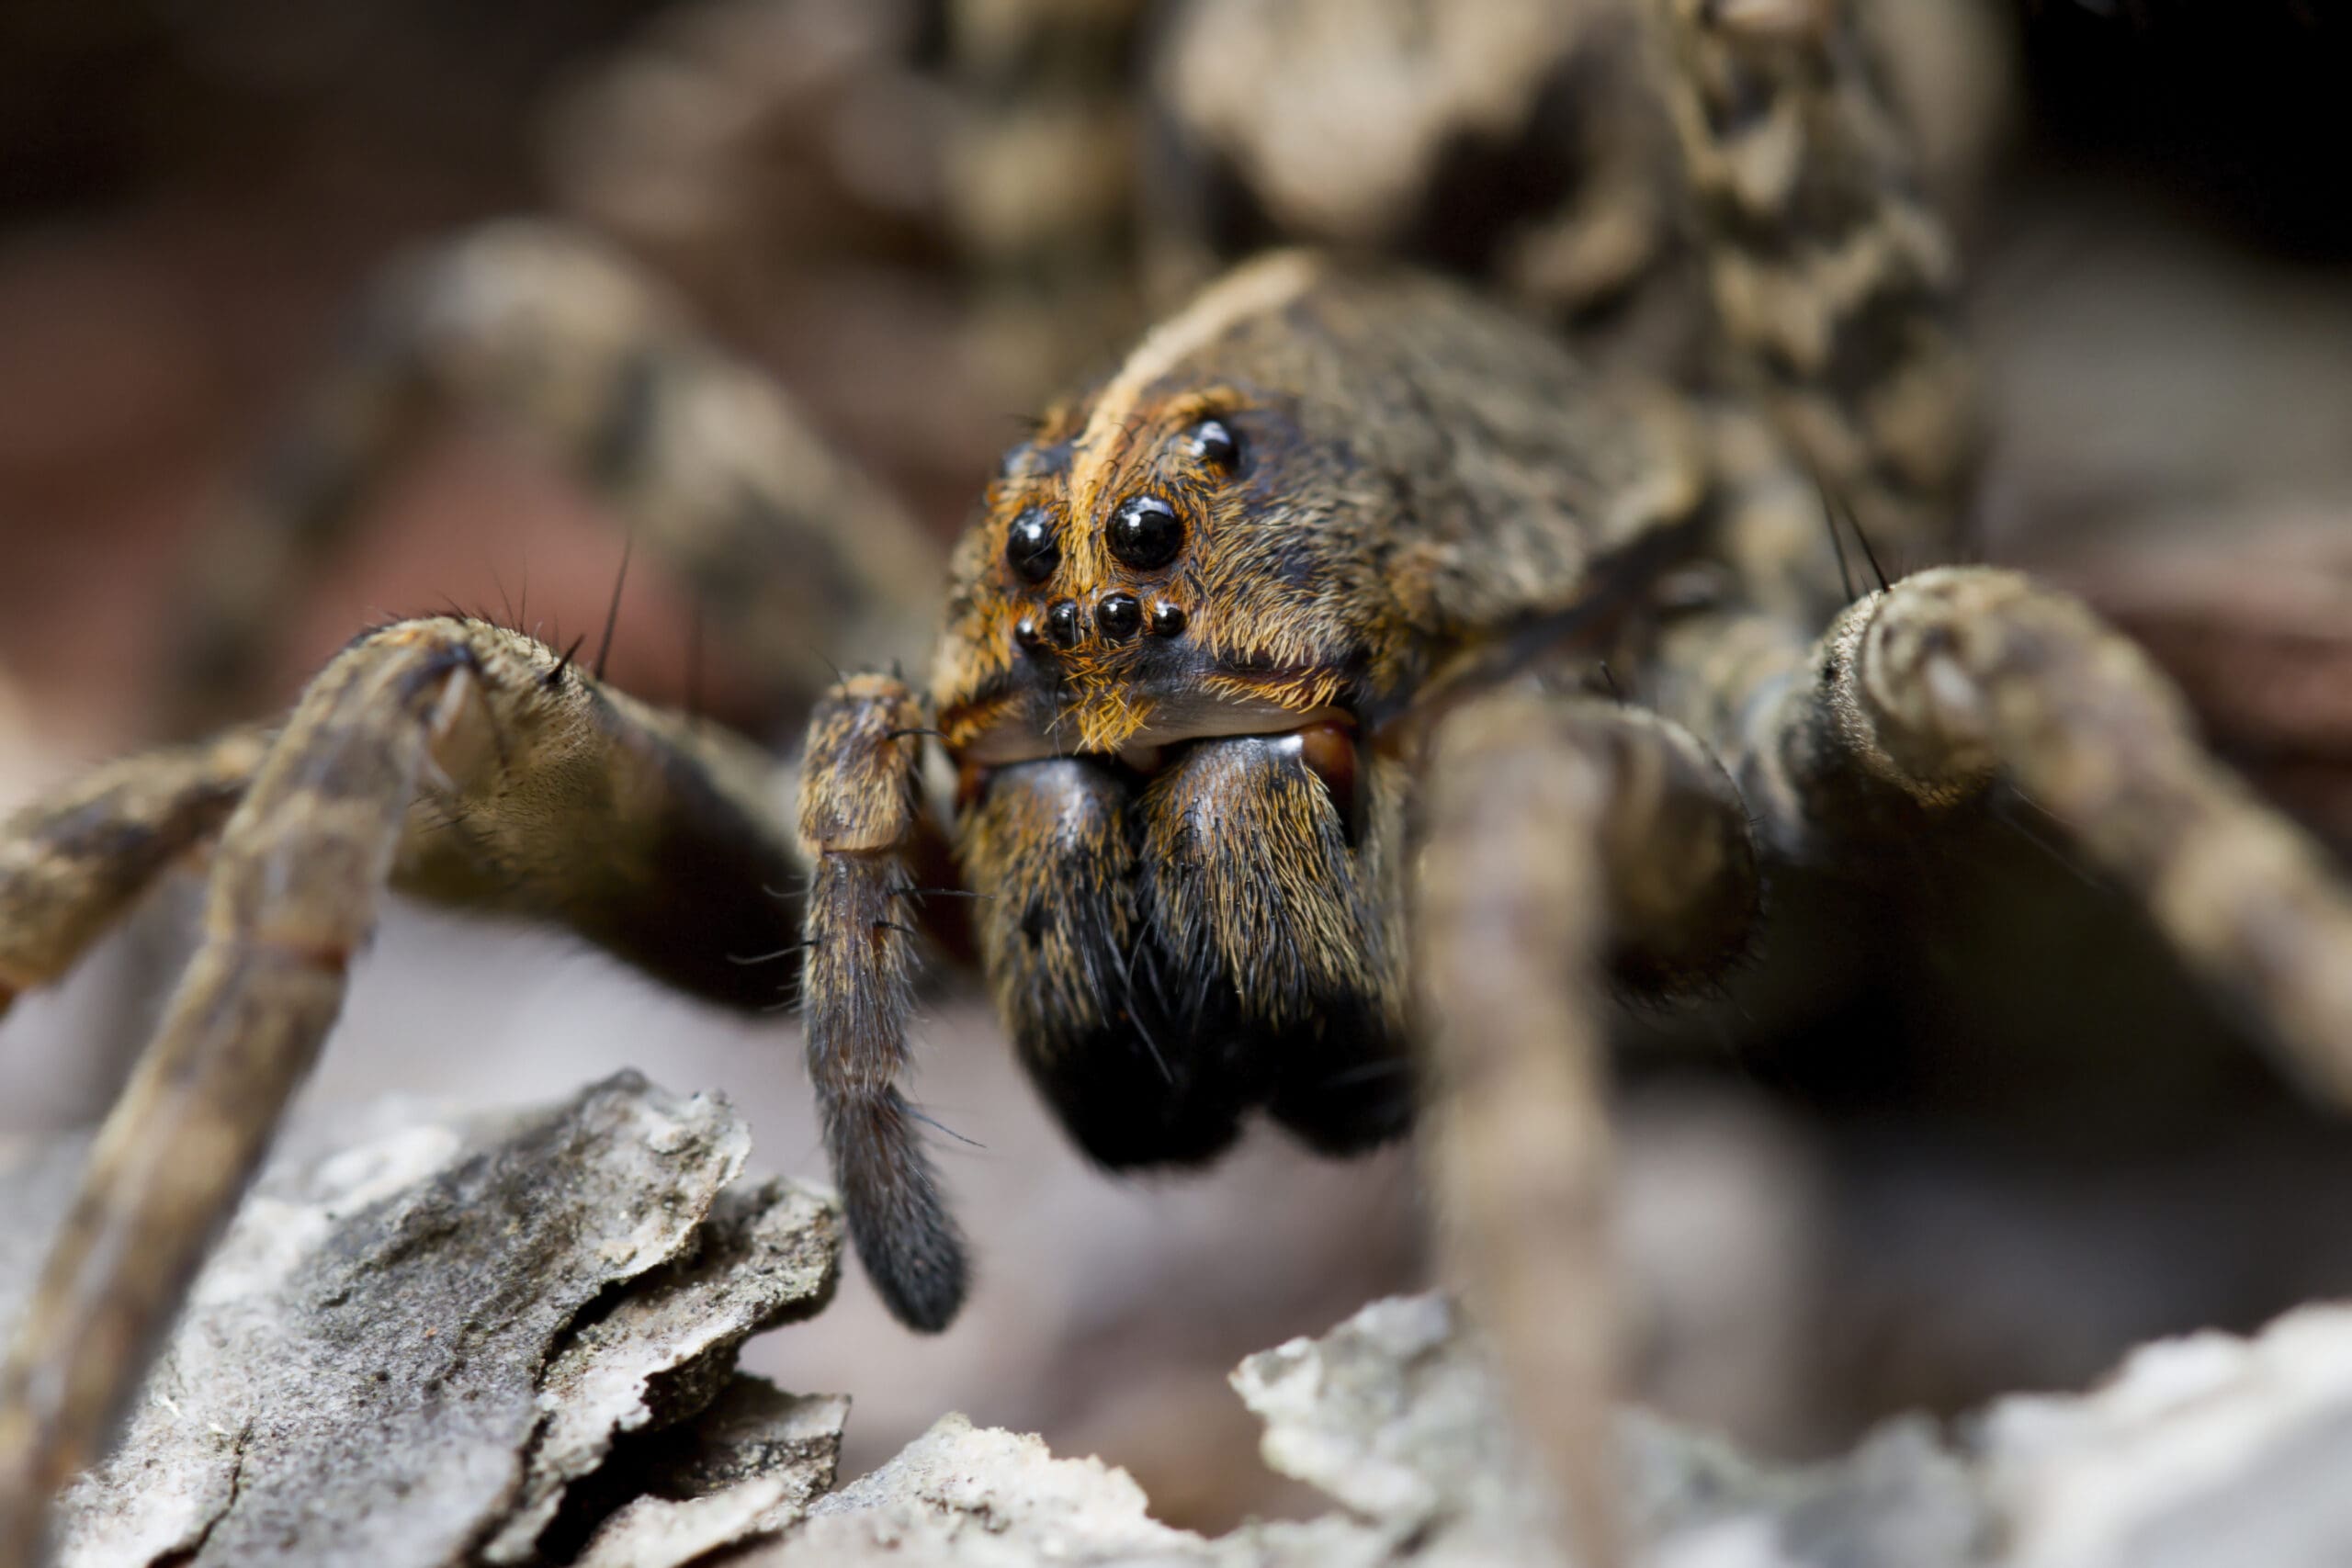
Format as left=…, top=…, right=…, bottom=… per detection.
left=1644, top=0, right=1977, bottom=570
left=0, top=726, right=270, bottom=1027
left=1416, top=691, right=1758, bottom=1562
left=159, top=221, right=944, bottom=739
left=0, top=617, right=818, bottom=1557
left=944, top=0, right=1154, bottom=400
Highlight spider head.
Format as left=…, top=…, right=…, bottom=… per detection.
left=941, top=392, right=1309, bottom=741
left=927, top=278, right=1423, bottom=1168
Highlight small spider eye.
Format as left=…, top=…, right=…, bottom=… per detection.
left=1006, top=508, right=1060, bottom=582
left=1107, top=495, right=1182, bottom=570
left=1097, top=592, right=1142, bottom=641
left=1183, top=418, right=1240, bottom=470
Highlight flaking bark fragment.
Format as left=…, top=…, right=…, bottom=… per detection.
left=0, top=1074, right=843, bottom=1568
left=485, top=1179, right=841, bottom=1562
left=573, top=1380, right=850, bottom=1568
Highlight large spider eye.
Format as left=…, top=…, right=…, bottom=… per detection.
left=1005, top=508, right=1060, bottom=582
left=1108, top=495, right=1182, bottom=570
left=1183, top=418, right=1240, bottom=470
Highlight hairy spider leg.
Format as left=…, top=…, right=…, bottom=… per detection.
left=0, top=618, right=813, bottom=1556
left=1644, top=0, right=1977, bottom=577
left=1676, top=569, right=2352, bottom=1100
left=795, top=672, right=969, bottom=1332
left=0, top=727, right=270, bottom=1025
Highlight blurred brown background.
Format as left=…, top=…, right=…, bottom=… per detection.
left=3, top=0, right=2352, bottom=1534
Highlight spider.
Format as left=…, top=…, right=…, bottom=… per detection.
left=2, top=0, right=2351, bottom=1560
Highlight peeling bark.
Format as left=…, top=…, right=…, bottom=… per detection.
left=11, top=1079, right=2352, bottom=1568
left=0, top=1074, right=842, bottom=1568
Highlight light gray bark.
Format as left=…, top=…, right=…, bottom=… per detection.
left=0, top=1074, right=842, bottom=1568
left=9, top=1077, right=2351, bottom=1568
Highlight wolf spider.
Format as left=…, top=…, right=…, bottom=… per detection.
left=3, top=0, right=2352, bottom=1559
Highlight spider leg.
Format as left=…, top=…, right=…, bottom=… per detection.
left=1642, top=0, right=1977, bottom=572
left=1672, top=568, right=2352, bottom=1099
left=0, top=618, right=811, bottom=1551
left=1416, top=690, right=1758, bottom=1562
left=163, top=220, right=944, bottom=737
left=947, top=0, right=1153, bottom=401
left=794, top=672, right=967, bottom=1333
left=0, top=726, right=269, bottom=1024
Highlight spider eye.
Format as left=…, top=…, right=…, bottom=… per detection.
left=1108, top=495, right=1182, bottom=570
left=1005, top=508, right=1060, bottom=582
left=1097, top=592, right=1142, bottom=641
left=1183, top=418, right=1240, bottom=470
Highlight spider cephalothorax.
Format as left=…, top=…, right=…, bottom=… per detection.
left=938, top=255, right=1706, bottom=770
left=923, top=254, right=1716, bottom=1193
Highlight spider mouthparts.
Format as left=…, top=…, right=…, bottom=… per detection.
left=1274, top=716, right=1368, bottom=844
left=1098, top=711, right=1357, bottom=795
left=953, top=711, right=1367, bottom=847
left=954, top=696, right=1355, bottom=770
left=1293, top=716, right=1358, bottom=796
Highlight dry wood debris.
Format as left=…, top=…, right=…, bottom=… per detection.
left=6, top=1077, right=2351, bottom=1568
